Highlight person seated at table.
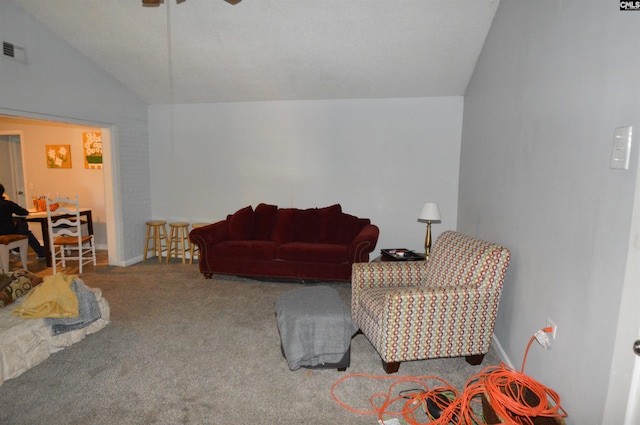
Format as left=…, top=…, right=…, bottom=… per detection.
left=0, top=183, right=46, bottom=259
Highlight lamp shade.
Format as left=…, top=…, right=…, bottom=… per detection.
left=418, top=202, right=441, bottom=222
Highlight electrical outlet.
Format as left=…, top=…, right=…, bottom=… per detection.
left=535, top=330, right=551, bottom=350
left=546, top=318, right=557, bottom=339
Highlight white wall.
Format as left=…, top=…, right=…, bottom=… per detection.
left=1, top=0, right=150, bottom=264
left=459, top=1, right=640, bottom=423
left=149, top=97, right=463, bottom=253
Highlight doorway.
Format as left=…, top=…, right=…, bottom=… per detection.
left=0, top=114, right=118, bottom=265
left=0, top=133, right=26, bottom=208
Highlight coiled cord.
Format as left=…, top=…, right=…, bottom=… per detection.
left=331, top=330, right=567, bottom=424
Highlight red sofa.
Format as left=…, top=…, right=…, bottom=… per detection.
left=189, top=203, right=379, bottom=282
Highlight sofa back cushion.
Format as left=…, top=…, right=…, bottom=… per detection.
left=318, top=204, right=343, bottom=243
left=253, top=203, right=278, bottom=240
left=227, top=205, right=254, bottom=240
left=270, top=208, right=298, bottom=243
left=268, top=204, right=368, bottom=244
left=340, top=213, right=366, bottom=244
left=270, top=207, right=324, bottom=243
left=296, top=208, right=320, bottom=242
left=321, top=212, right=366, bottom=245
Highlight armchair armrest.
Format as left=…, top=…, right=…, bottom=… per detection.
left=348, top=224, right=380, bottom=263
left=351, top=260, right=428, bottom=316
left=352, top=261, right=428, bottom=290
left=362, top=282, right=503, bottom=362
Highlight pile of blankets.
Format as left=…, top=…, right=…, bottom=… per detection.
left=11, top=273, right=102, bottom=335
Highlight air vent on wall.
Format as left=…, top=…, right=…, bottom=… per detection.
left=2, top=41, right=27, bottom=64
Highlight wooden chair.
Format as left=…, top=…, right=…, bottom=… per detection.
left=46, top=196, right=96, bottom=274
left=0, top=235, right=28, bottom=273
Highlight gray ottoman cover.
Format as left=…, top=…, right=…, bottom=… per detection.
left=275, top=285, right=357, bottom=371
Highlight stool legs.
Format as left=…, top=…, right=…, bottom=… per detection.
left=144, top=220, right=168, bottom=262
left=167, top=222, right=190, bottom=264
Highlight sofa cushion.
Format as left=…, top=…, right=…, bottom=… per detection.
left=211, top=240, right=279, bottom=261
left=277, top=242, right=349, bottom=263
left=253, top=203, right=278, bottom=240
left=324, top=213, right=363, bottom=245
left=270, top=208, right=298, bottom=243
left=296, top=208, right=320, bottom=242
left=318, top=208, right=362, bottom=245
left=342, top=213, right=365, bottom=244
left=227, top=206, right=254, bottom=240
left=318, top=204, right=343, bottom=243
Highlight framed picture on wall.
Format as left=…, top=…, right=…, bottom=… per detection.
left=45, top=144, right=72, bottom=169
left=83, top=132, right=103, bottom=169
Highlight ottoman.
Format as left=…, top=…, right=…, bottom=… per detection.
left=275, top=285, right=357, bottom=371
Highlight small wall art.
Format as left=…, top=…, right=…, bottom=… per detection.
left=83, top=132, right=103, bottom=169
left=46, top=144, right=72, bottom=169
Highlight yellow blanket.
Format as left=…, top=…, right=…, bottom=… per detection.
left=11, top=273, right=79, bottom=319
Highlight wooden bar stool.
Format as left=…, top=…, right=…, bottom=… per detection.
left=189, top=222, right=210, bottom=264
left=144, top=220, right=168, bottom=262
left=167, top=221, right=190, bottom=264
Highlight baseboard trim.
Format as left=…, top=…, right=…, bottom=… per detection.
left=491, top=334, right=514, bottom=369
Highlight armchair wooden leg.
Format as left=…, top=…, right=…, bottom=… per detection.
left=465, top=354, right=484, bottom=365
left=383, top=361, right=401, bottom=374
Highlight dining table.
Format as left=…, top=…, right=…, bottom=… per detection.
left=21, top=208, right=94, bottom=267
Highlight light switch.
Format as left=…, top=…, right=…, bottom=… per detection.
left=611, top=126, right=632, bottom=170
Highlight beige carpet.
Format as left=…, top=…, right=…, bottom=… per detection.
left=0, top=257, right=501, bottom=425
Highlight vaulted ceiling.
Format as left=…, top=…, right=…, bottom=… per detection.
left=13, top=0, right=499, bottom=104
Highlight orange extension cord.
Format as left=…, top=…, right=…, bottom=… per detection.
left=331, top=328, right=567, bottom=425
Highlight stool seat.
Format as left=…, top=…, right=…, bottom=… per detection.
left=0, top=235, right=29, bottom=273
left=144, top=220, right=168, bottom=262
left=167, top=222, right=190, bottom=264
left=146, top=220, right=166, bottom=226
left=170, top=221, right=189, bottom=227
left=275, top=286, right=357, bottom=371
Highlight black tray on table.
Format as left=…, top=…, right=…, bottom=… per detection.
left=380, top=248, right=425, bottom=261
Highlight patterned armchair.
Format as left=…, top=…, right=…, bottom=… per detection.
left=351, top=231, right=510, bottom=373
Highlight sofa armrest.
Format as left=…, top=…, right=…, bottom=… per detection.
left=189, top=221, right=228, bottom=251
left=189, top=221, right=229, bottom=276
left=348, top=224, right=380, bottom=263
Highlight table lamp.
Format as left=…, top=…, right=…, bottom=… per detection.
left=417, top=202, right=441, bottom=259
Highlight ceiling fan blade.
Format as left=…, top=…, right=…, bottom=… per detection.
left=142, top=0, right=239, bottom=5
